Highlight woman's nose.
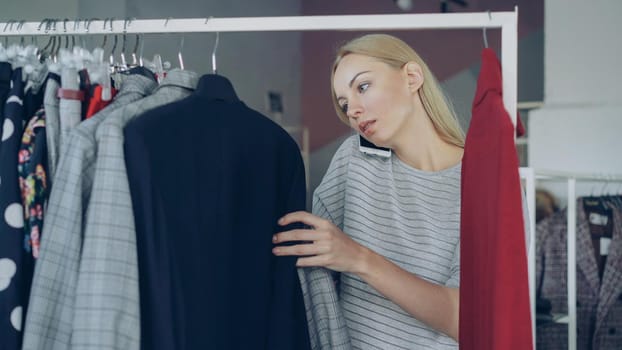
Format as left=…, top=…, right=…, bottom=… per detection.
left=347, top=100, right=363, bottom=119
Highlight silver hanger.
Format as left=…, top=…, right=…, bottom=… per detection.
left=205, top=17, right=219, bottom=74
left=212, top=31, right=219, bottom=74
left=482, top=11, right=491, bottom=49
left=177, top=35, right=185, bottom=70
left=3, top=19, right=15, bottom=48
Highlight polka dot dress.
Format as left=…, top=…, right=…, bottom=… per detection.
left=0, top=67, right=28, bottom=349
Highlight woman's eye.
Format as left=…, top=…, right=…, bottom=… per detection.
left=340, top=103, right=348, bottom=113
left=358, top=83, right=369, bottom=93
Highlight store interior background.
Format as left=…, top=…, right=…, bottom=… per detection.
left=1, top=0, right=620, bottom=208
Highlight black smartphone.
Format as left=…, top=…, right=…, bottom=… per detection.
left=358, top=135, right=391, bottom=158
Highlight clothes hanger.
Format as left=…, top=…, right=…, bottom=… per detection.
left=107, top=18, right=119, bottom=70
left=131, top=33, right=139, bottom=66
left=212, top=30, right=219, bottom=74
left=482, top=10, right=491, bottom=49
left=117, top=18, right=136, bottom=71
left=177, top=34, right=185, bottom=70
left=2, top=20, right=14, bottom=50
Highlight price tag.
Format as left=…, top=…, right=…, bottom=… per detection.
left=589, top=213, right=609, bottom=226
left=601, top=238, right=612, bottom=256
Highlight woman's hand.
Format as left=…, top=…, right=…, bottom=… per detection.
left=272, top=211, right=368, bottom=274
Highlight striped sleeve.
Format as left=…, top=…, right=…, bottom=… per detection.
left=312, top=137, right=354, bottom=229
left=298, top=137, right=355, bottom=350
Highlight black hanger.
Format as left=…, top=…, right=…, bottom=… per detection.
left=119, top=65, right=156, bottom=81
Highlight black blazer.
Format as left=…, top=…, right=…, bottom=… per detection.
left=124, top=74, right=310, bottom=350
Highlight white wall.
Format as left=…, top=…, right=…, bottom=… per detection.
left=529, top=0, right=622, bottom=204
left=0, top=0, right=78, bottom=21
left=543, top=0, right=622, bottom=106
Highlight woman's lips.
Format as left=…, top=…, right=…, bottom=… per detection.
left=359, top=120, right=376, bottom=137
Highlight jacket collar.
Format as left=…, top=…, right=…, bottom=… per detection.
left=195, top=74, right=239, bottom=102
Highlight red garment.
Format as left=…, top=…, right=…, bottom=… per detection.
left=85, top=85, right=117, bottom=119
left=459, top=48, right=533, bottom=350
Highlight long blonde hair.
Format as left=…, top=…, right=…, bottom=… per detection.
left=331, top=34, right=465, bottom=148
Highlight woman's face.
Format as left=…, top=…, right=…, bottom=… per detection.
left=333, top=54, right=416, bottom=148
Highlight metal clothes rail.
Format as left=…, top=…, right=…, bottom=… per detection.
left=0, top=8, right=519, bottom=126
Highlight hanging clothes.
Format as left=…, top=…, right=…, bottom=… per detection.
left=22, top=74, right=158, bottom=350
left=0, top=62, right=12, bottom=154
left=86, top=84, right=118, bottom=119
left=123, top=74, right=310, bottom=350
left=78, top=68, right=92, bottom=120
left=536, top=200, right=622, bottom=349
left=459, top=48, right=533, bottom=350
left=0, top=68, right=27, bottom=350
left=43, top=72, right=61, bottom=182
left=71, top=69, right=197, bottom=350
left=18, top=108, right=48, bottom=260
left=58, top=67, right=82, bottom=149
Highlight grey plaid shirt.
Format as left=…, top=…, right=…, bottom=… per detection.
left=72, top=69, right=197, bottom=350
left=59, top=68, right=82, bottom=148
left=22, top=75, right=158, bottom=350
left=298, top=267, right=352, bottom=350
left=43, top=73, right=60, bottom=181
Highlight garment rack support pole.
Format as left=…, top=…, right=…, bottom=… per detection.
left=567, top=178, right=577, bottom=350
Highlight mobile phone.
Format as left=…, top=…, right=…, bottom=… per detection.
left=358, top=135, right=391, bottom=158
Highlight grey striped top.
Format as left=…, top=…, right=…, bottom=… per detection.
left=312, top=135, right=460, bottom=350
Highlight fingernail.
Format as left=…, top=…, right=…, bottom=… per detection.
left=272, top=235, right=277, bottom=242
left=278, top=217, right=284, bottom=224
left=272, top=248, right=279, bottom=254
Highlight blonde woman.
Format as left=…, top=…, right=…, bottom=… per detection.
left=273, top=34, right=463, bottom=349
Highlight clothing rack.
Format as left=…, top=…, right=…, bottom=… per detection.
left=520, top=167, right=622, bottom=350
left=3, top=8, right=521, bottom=346
left=0, top=8, right=519, bottom=127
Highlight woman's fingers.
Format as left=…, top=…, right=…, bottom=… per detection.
left=278, top=211, right=329, bottom=229
left=272, top=242, right=327, bottom=257
left=273, top=229, right=324, bottom=243
left=295, top=255, right=329, bottom=267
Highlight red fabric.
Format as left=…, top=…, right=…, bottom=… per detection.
left=85, top=85, right=117, bottom=119
left=57, top=88, right=85, bottom=101
left=516, top=111, right=526, bottom=137
left=459, top=48, right=533, bottom=350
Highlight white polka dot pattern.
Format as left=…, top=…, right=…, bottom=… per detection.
left=4, top=203, right=24, bottom=229
left=6, top=95, right=23, bottom=106
left=0, top=258, right=17, bottom=291
left=2, top=118, right=14, bottom=141
left=10, top=306, right=22, bottom=331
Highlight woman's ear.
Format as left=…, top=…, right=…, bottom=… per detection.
left=403, top=62, right=424, bottom=93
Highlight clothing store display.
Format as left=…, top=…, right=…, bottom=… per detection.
left=0, top=12, right=535, bottom=350
left=311, top=135, right=460, bottom=350
left=459, top=48, right=532, bottom=350
left=123, top=74, right=309, bottom=350
left=22, top=74, right=158, bottom=350
left=0, top=68, right=28, bottom=350
left=18, top=108, right=48, bottom=260
left=72, top=69, right=196, bottom=350
left=536, top=201, right=622, bottom=349
left=78, top=69, right=92, bottom=119
left=43, top=73, right=61, bottom=183
left=86, top=85, right=118, bottom=119
left=58, top=68, right=82, bottom=149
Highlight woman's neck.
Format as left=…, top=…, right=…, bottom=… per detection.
left=392, top=110, right=463, bottom=172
